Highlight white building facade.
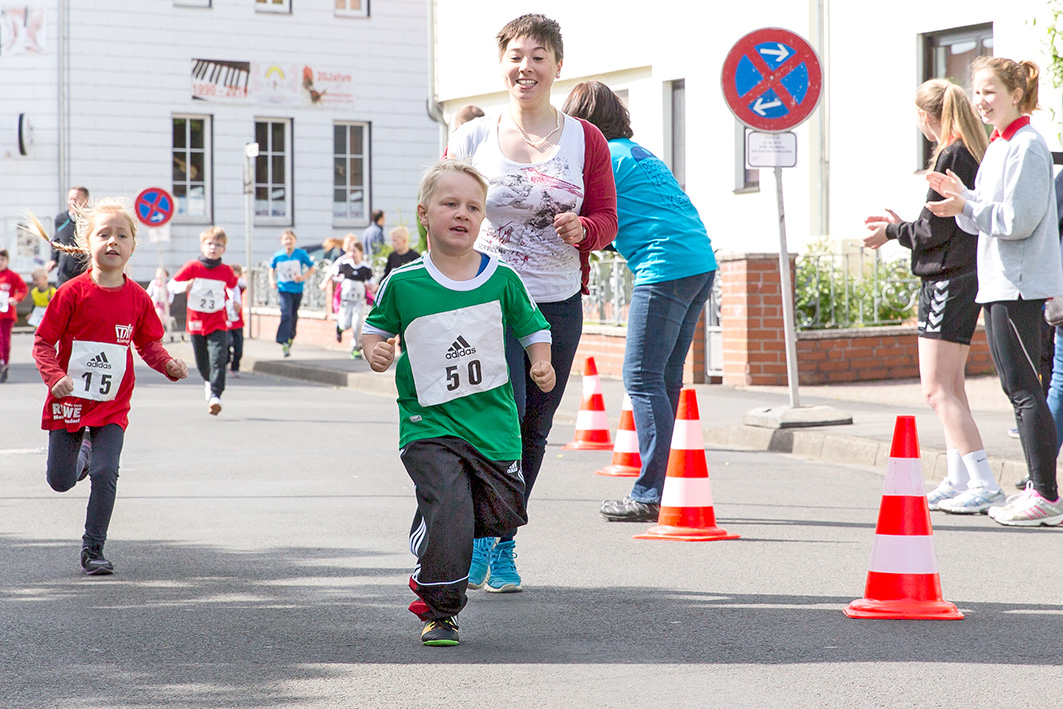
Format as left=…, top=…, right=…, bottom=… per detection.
left=1, top=0, right=441, bottom=280
left=431, top=1, right=1063, bottom=259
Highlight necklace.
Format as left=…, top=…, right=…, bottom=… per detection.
left=511, top=107, right=561, bottom=150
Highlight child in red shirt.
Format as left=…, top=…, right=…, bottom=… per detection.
left=0, top=249, right=29, bottom=383
left=171, top=226, right=238, bottom=415
left=27, top=199, right=188, bottom=575
left=226, top=264, right=246, bottom=377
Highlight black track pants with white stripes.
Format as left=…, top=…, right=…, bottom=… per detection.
left=400, top=437, right=527, bottom=619
left=983, top=299, right=1058, bottom=498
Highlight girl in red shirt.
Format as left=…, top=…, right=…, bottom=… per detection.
left=0, top=248, right=29, bottom=382
left=27, top=198, right=188, bottom=575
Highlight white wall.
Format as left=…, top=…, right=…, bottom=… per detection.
left=432, top=1, right=1063, bottom=258
left=0, top=0, right=440, bottom=279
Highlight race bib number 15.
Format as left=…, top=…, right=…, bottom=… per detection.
left=67, top=340, right=128, bottom=402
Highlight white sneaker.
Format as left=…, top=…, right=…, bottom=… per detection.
left=208, top=396, right=222, bottom=416
left=990, top=485, right=1063, bottom=527
left=938, top=485, right=1006, bottom=515
left=926, top=479, right=963, bottom=511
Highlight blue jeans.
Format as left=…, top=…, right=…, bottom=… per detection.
left=503, top=292, right=583, bottom=518
left=624, top=271, right=715, bottom=504
left=1048, top=326, right=1063, bottom=457
left=276, top=291, right=302, bottom=344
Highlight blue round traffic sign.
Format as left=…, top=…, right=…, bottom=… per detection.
left=134, top=187, right=175, bottom=226
left=721, top=28, right=822, bottom=132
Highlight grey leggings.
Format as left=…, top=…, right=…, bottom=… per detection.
left=47, top=424, right=124, bottom=545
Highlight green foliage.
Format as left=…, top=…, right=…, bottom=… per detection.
left=795, top=239, right=917, bottom=330
left=1037, top=3, right=1063, bottom=89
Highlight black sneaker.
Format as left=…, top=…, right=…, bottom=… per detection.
left=600, top=497, right=660, bottom=522
left=77, top=437, right=93, bottom=482
left=1015, top=474, right=1031, bottom=490
left=80, top=544, right=114, bottom=575
left=421, top=616, right=459, bottom=646
left=335, top=327, right=343, bottom=343
left=0, top=360, right=8, bottom=383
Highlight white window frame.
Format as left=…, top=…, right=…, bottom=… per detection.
left=173, top=114, right=213, bottom=223
left=174, top=0, right=211, bottom=7
left=734, top=122, right=760, bottom=194
left=255, top=0, right=291, bottom=14
left=335, top=0, right=368, bottom=18
left=254, top=118, right=293, bottom=226
left=333, top=121, right=371, bottom=227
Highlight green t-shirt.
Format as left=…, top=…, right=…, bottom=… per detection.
left=364, top=252, right=551, bottom=460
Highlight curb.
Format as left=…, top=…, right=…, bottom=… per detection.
left=241, top=353, right=1028, bottom=486
left=703, top=422, right=1027, bottom=486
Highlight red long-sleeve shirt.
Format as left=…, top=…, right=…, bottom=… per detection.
left=0, top=268, right=28, bottom=322
left=34, top=273, right=177, bottom=431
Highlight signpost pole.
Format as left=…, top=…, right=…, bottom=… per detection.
left=720, top=27, right=850, bottom=429
left=774, top=165, right=800, bottom=408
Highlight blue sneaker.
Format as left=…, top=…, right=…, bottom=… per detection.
left=468, top=537, right=493, bottom=589
left=486, top=540, right=522, bottom=593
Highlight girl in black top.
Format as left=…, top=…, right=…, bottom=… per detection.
left=863, top=78, right=999, bottom=514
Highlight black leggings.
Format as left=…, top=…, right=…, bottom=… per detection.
left=47, top=424, right=124, bottom=545
left=983, top=300, right=1058, bottom=498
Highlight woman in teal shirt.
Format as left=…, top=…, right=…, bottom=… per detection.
left=563, top=81, right=717, bottom=522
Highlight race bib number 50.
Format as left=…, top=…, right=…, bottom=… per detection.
left=67, top=340, right=128, bottom=402
left=404, top=302, right=507, bottom=407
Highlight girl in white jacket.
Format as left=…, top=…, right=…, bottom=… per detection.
left=927, top=57, right=1063, bottom=527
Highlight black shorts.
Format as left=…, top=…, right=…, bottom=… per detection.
left=917, top=271, right=980, bottom=345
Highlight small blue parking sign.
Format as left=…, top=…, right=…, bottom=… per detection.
left=134, top=187, right=175, bottom=226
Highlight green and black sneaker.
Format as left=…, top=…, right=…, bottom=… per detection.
left=420, top=616, right=459, bottom=647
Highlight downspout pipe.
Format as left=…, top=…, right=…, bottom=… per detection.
left=425, top=0, right=447, bottom=153
left=57, top=0, right=69, bottom=211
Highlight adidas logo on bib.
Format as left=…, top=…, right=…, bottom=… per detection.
left=445, top=335, right=476, bottom=359
left=86, top=352, right=112, bottom=370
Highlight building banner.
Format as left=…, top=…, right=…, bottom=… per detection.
left=1, top=7, right=46, bottom=55
left=191, top=59, right=353, bottom=106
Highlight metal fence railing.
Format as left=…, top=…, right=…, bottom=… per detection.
left=795, top=249, right=919, bottom=330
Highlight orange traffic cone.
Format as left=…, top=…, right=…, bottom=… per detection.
left=563, top=357, right=613, bottom=451
left=844, top=415, right=963, bottom=620
left=634, top=388, right=739, bottom=542
left=596, top=393, right=641, bottom=477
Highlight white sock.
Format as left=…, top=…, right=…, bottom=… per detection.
left=962, top=450, right=999, bottom=491
left=946, top=449, right=969, bottom=490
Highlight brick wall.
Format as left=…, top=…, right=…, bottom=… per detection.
left=719, top=252, right=792, bottom=386
left=797, top=326, right=995, bottom=385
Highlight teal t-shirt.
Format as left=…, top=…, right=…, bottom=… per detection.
left=364, top=252, right=550, bottom=460
left=609, top=137, right=716, bottom=286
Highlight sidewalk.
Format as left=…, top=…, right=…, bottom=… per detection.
left=165, top=332, right=1034, bottom=488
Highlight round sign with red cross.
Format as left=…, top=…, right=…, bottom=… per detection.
left=721, top=28, right=822, bottom=133
left=134, top=187, right=175, bottom=226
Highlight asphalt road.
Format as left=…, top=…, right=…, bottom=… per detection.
left=2, top=337, right=1061, bottom=708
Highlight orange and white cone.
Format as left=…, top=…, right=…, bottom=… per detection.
left=562, top=357, right=613, bottom=451
left=596, top=393, right=641, bottom=477
left=844, top=415, right=963, bottom=620
left=634, top=388, right=739, bottom=542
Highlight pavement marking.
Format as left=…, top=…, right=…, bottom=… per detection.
left=0, top=448, right=45, bottom=455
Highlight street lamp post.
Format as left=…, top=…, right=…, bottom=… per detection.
left=243, top=142, right=258, bottom=338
